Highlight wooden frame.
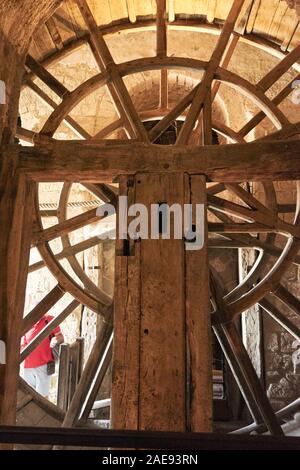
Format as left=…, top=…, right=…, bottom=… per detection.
left=2, top=0, right=300, bottom=441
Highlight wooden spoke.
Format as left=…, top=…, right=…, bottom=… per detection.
left=60, top=319, right=113, bottom=428
left=225, top=183, right=271, bottom=214
left=157, top=0, right=168, bottom=111
left=21, top=285, right=65, bottom=336
left=258, top=44, right=300, bottom=93
left=26, top=79, right=92, bottom=140
left=202, top=88, right=212, bottom=145
left=208, top=194, right=299, bottom=237
left=177, top=0, right=245, bottom=145
left=29, top=235, right=108, bottom=273
left=56, top=184, right=113, bottom=306
left=80, top=335, right=113, bottom=421
left=25, top=55, right=69, bottom=99
left=38, top=241, right=112, bottom=314
left=220, top=322, right=283, bottom=436
left=240, top=73, right=300, bottom=138
left=159, top=69, right=169, bottom=110
left=76, top=0, right=149, bottom=142
left=32, top=207, right=104, bottom=245
left=20, top=300, right=80, bottom=362
left=210, top=272, right=280, bottom=432
left=273, top=284, right=300, bottom=316
left=260, top=297, right=300, bottom=343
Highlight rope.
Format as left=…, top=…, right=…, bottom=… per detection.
left=39, top=199, right=102, bottom=210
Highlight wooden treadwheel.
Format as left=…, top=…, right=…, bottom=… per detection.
left=18, top=0, right=300, bottom=437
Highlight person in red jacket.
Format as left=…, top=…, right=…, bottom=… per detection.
left=21, top=315, right=64, bottom=398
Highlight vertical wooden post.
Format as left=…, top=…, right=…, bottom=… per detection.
left=112, top=171, right=212, bottom=432
left=185, top=175, right=212, bottom=432
left=57, top=344, right=70, bottom=411
left=0, top=149, right=34, bottom=446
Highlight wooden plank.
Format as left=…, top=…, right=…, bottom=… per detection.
left=138, top=173, right=186, bottom=431
left=185, top=175, right=212, bottom=432
left=0, top=150, right=35, bottom=446
left=14, top=138, right=300, bottom=182
left=57, top=344, right=70, bottom=411
left=111, top=175, right=141, bottom=430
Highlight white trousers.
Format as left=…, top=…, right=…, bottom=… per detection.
left=22, top=364, right=51, bottom=397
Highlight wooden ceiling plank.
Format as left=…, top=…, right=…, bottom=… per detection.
left=127, top=0, right=137, bottom=23
left=207, top=0, right=217, bottom=23
left=246, top=0, right=260, bottom=33
left=168, top=0, right=175, bottom=21
left=268, top=1, right=288, bottom=41
left=235, top=0, right=254, bottom=35
left=46, top=17, right=64, bottom=51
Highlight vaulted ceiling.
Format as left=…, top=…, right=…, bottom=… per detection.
left=30, top=0, right=300, bottom=64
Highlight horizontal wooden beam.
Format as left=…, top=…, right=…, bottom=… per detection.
left=7, top=139, right=300, bottom=182
left=1, top=426, right=300, bottom=449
